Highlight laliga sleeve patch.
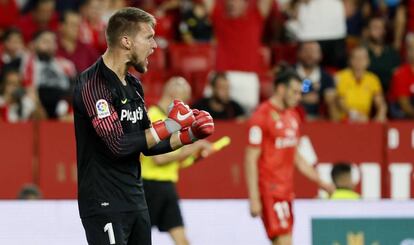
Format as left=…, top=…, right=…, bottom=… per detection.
left=249, top=126, right=262, bottom=145
left=96, top=99, right=111, bottom=119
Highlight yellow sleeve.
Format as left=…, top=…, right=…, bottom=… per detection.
left=147, top=106, right=166, bottom=122
left=335, top=71, right=346, bottom=97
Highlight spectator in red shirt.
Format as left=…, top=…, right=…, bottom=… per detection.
left=57, top=11, right=99, bottom=73
left=140, top=0, right=180, bottom=48
left=16, top=0, right=59, bottom=43
left=203, top=0, right=273, bottom=73
left=152, top=9, right=176, bottom=48
left=78, top=0, right=107, bottom=54
left=0, top=0, right=19, bottom=36
left=389, top=37, right=414, bottom=118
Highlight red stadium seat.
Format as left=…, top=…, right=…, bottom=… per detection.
left=259, top=46, right=272, bottom=73
left=139, top=71, right=169, bottom=106
left=190, top=71, right=210, bottom=102
left=0, top=122, right=34, bottom=198
left=324, top=66, right=338, bottom=76
left=168, top=43, right=215, bottom=74
left=272, top=42, right=298, bottom=65
left=167, top=43, right=215, bottom=102
left=147, top=47, right=166, bottom=72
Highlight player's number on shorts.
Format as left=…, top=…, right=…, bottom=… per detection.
left=273, top=201, right=290, bottom=228
left=104, top=222, right=116, bottom=244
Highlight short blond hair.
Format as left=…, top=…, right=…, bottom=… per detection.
left=106, top=7, right=156, bottom=47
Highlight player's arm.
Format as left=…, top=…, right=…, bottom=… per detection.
left=81, top=86, right=157, bottom=157
left=323, top=75, right=341, bottom=121
left=245, top=145, right=262, bottom=217
left=324, top=88, right=341, bottom=121
left=81, top=82, right=194, bottom=157
left=394, top=3, right=406, bottom=50
left=139, top=135, right=176, bottom=156
left=398, top=96, right=414, bottom=118
left=335, top=77, right=349, bottom=115
left=373, top=93, right=387, bottom=122
left=149, top=140, right=212, bottom=165
left=143, top=109, right=214, bottom=156
left=245, top=116, right=265, bottom=217
left=294, top=151, right=335, bottom=194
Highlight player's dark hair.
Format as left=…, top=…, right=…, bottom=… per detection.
left=331, top=162, right=352, bottom=185
left=349, top=45, right=368, bottom=60
left=36, top=0, right=54, bottom=6
left=297, top=40, right=318, bottom=52
left=209, top=72, right=227, bottom=88
left=273, top=64, right=301, bottom=88
left=106, top=7, right=156, bottom=47
left=17, top=184, right=42, bottom=199
left=366, top=15, right=386, bottom=29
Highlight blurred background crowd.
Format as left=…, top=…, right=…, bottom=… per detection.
left=1, top=0, right=414, bottom=123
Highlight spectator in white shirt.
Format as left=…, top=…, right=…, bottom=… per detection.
left=287, top=0, right=347, bottom=68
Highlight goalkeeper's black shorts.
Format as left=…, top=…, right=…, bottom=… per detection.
left=81, top=209, right=151, bottom=245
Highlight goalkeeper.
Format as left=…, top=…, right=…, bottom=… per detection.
left=141, top=77, right=213, bottom=245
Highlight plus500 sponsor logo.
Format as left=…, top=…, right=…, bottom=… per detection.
left=120, top=108, right=143, bottom=123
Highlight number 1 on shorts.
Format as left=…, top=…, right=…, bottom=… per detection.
left=104, top=222, right=116, bottom=244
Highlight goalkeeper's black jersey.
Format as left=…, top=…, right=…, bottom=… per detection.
left=73, top=57, right=171, bottom=218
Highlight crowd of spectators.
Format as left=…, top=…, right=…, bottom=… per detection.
left=1, top=0, right=414, bottom=122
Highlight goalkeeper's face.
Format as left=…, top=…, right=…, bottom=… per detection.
left=284, top=79, right=302, bottom=108
left=128, top=23, right=157, bottom=73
